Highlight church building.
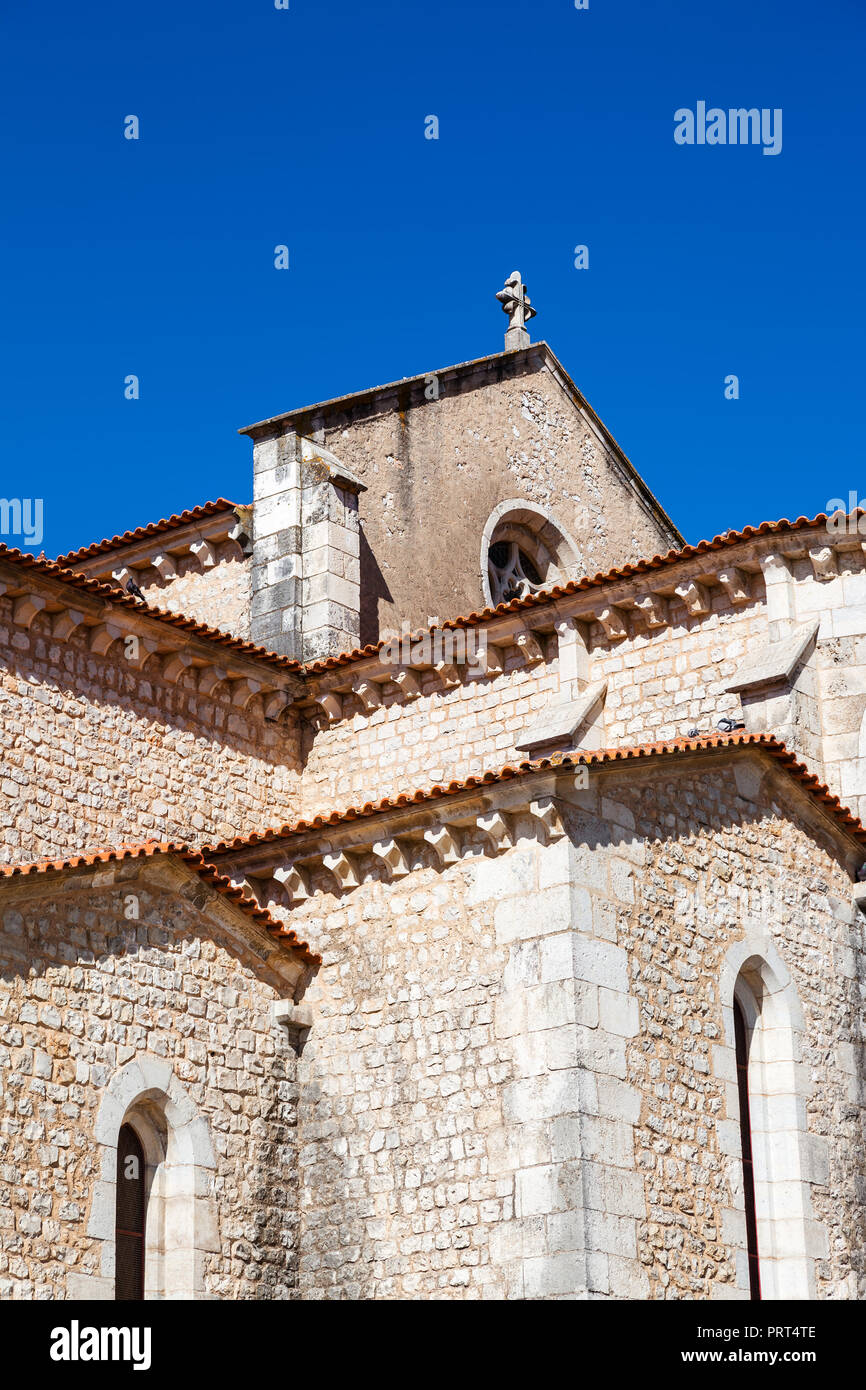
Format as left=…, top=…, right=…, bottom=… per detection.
left=1, top=276, right=864, bottom=1300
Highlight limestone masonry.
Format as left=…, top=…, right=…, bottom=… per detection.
left=2, top=311, right=866, bottom=1301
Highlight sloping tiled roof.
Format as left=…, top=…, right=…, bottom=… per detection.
left=202, top=732, right=866, bottom=855
left=1, top=510, right=847, bottom=684
left=54, top=499, right=242, bottom=567
left=0, top=544, right=303, bottom=673
left=303, top=511, right=841, bottom=673
left=0, top=840, right=319, bottom=964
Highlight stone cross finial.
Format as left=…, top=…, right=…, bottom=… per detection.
left=496, top=271, right=536, bottom=351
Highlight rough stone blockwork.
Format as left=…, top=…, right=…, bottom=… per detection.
left=0, top=888, right=299, bottom=1300
left=139, top=553, right=251, bottom=641
left=0, top=598, right=301, bottom=860
left=265, top=760, right=865, bottom=1300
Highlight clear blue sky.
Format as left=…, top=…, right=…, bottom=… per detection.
left=2, top=0, right=864, bottom=559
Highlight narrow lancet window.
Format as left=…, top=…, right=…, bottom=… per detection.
left=116, top=1123, right=146, bottom=1300
left=734, top=999, right=761, bottom=1300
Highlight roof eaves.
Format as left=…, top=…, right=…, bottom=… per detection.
left=0, top=545, right=304, bottom=675
left=54, top=499, right=241, bottom=567
left=0, top=840, right=320, bottom=965
left=300, top=510, right=843, bottom=674
left=201, top=732, right=866, bottom=858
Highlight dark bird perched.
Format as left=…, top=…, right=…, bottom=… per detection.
left=686, top=727, right=701, bottom=738
left=716, top=716, right=746, bottom=733
left=125, top=578, right=146, bottom=601
left=857, top=863, right=866, bottom=883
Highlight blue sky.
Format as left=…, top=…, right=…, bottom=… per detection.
left=2, top=0, right=864, bottom=559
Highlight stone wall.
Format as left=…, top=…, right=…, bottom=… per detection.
left=0, top=881, right=300, bottom=1300
left=296, top=534, right=866, bottom=823
left=271, top=753, right=865, bottom=1299
left=0, top=597, right=302, bottom=861
left=298, top=588, right=767, bottom=817
left=300, top=653, right=560, bottom=814
left=137, top=551, right=251, bottom=642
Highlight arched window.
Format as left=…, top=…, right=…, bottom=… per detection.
left=733, top=1000, right=761, bottom=1300
left=87, top=1057, right=220, bottom=1301
left=115, top=1123, right=146, bottom=1301
left=480, top=501, right=580, bottom=608
left=724, top=952, right=821, bottom=1300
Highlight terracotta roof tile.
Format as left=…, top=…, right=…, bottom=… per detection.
left=303, top=510, right=845, bottom=673
left=54, top=499, right=242, bottom=567
left=202, top=732, right=866, bottom=855
left=8, top=504, right=849, bottom=688
left=0, top=840, right=319, bottom=965
left=0, top=544, right=303, bottom=673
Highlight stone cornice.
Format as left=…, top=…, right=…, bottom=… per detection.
left=0, top=553, right=305, bottom=713
left=203, top=737, right=866, bottom=910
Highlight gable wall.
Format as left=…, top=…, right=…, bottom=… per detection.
left=311, top=359, right=678, bottom=643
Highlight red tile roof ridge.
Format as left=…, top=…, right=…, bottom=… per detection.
left=0, top=838, right=319, bottom=964
left=201, top=731, right=866, bottom=856
left=54, top=499, right=243, bottom=566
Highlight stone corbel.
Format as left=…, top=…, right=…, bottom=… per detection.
left=528, top=797, right=566, bottom=843
left=263, top=689, right=292, bottom=722
left=633, top=593, right=668, bottom=629
left=675, top=580, right=712, bottom=616
left=118, top=634, right=159, bottom=670
left=434, top=660, right=461, bottom=689
left=111, top=566, right=141, bottom=590
left=228, top=520, right=253, bottom=557
left=424, top=825, right=461, bottom=866
left=371, top=838, right=411, bottom=880
left=471, top=643, right=503, bottom=676
left=513, top=630, right=545, bottom=666
left=51, top=608, right=86, bottom=640
left=393, top=669, right=422, bottom=701
left=273, top=999, right=313, bottom=1031
left=12, top=594, right=46, bottom=629
left=717, top=567, right=751, bottom=605
left=230, top=678, right=262, bottom=709
left=809, top=546, right=837, bottom=581
left=597, top=606, right=628, bottom=641
left=161, top=650, right=194, bottom=683
left=198, top=665, right=229, bottom=697
left=353, top=678, right=382, bottom=711
left=151, top=552, right=178, bottom=581
left=273, top=863, right=311, bottom=902
left=89, top=622, right=125, bottom=656
left=475, top=811, right=512, bottom=854
left=314, top=690, right=343, bottom=723
left=189, top=538, right=217, bottom=569
left=322, top=851, right=361, bottom=892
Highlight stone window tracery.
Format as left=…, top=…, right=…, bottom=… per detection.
left=487, top=540, right=544, bottom=605
left=480, top=500, right=580, bottom=610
